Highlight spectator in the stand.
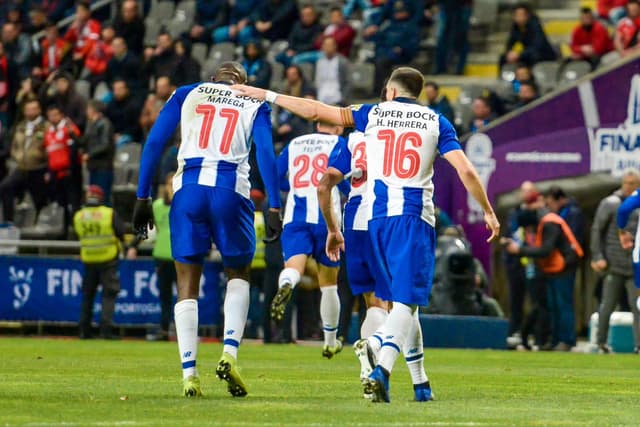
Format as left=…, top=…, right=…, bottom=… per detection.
left=276, top=4, right=323, bottom=67
left=40, top=0, right=75, bottom=24
left=44, top=104, right=81, bottom=232
left=143, top=32, right=178, bottom=83
left=112, top=0, right=145, bottom=55
left=597, top=0, right=628, bottom=24
left=2, top=21, right=33, bottom=79
left=251, top=0, right=298, bottom=42
left=614, top=0, right=640, bottom=57
left=74, top=185, right=129, bottom=339
left=81, top=25, right=115, bottom=90
left=40, top=71, right=87, bottom=131
left=14, top=77, right=40, bottom=125
left=369, top=0, right=420, bottom=94
left=105, top=36, right=141, bottom=92
left=343, top=0, right=385, bottom=27
left=174, top=38, right=201, bottom=87
left=105, top=79, right=141, bottom=146
left=64, top=0, right=101, bottom=78
left=313, top=7, right=355, bottom=59
left=212, top=0, right=255, bottom=45
left=505, top=192, right=584, bottom=351
left=34, top=22, right=71, bottom=80
left=314, top=37, right=350, bottom=105
left=368, top=0, right=425, bottom=27
left=0, top=41, right=18, bottom=128
left=82, top=100, right=114, bottom=206
left=274, top=65, right=315, bottom=145
left=544, top=186, right=585, bottom=248
left=242, top=40, right=272, bottom=89
left=434, top=0, right=472, bottom=75
left=424, top=81, right=455, bottom=124
left=0, top=98, right=48, bottom=222
left=513, top=80, right=538, bottom=109
left=511, top=63, right=533, bottom=98
left=189, top=0, right=228, bottom=44
left=591, top=169, right=640, bottom=353
left=24, top=7, right=48, bottom=36
left=570, top=7, right=613, bottom=68
left=500, top=3, right=557, bottom=69
left=139, top=76, right=175, bottom=139
left=469, top=96, right=496, bottom=133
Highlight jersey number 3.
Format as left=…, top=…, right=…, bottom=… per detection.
left=195, top=104, right=239, bottom=153
left=378, top=129, right=422, bottom=179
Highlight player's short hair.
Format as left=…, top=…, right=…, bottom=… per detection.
left=424, top=80, right=439, bottom=91
left=213, top=61, right=248, bottom=85
left=387, top=67, right=425, bottom=98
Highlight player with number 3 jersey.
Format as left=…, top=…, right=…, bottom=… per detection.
left=132, top=62, right=282, bottom=399
left=271, top=123, right=348, bottom=359
left=233, top=67, right=500, bottom=403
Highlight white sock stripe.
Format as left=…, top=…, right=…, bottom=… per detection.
left=278, top=267, right=301, bottom=289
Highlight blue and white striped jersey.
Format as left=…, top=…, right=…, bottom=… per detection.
left=350, top=98, right=461, bottom=226
left=278, top=133, right=344, bottom=226
left=137, top=82, right=280, bottom=209
left=328, top=131, right=369, bottom=231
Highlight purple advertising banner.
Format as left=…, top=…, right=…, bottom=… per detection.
left=434, top=57, right=640, bottom=272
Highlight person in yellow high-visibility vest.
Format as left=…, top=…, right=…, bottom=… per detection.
left=74, top=185, right=129, bottom=339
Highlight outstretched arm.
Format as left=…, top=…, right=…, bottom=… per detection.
left=233, top=84, right=355, bottom=127
left=252, top=104, right=281, bottom=209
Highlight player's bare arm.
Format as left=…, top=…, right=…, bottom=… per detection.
left=232, top=85, right=355, bottom=127
left=317, top=167, right=346, bottom=261
left=443, top=149, right=500, bottom=242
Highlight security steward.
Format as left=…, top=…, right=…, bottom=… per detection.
left=74, top=185, right=128, bottom=339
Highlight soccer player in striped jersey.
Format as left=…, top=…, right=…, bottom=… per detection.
left=322, top=129, right=432, bottom=402
left=234, top=67, right=500, bottom=403
left=617, top=188, right=640, bottom=352
left=132, top=62, right=282, bottom=398
left=271, top=122, right=349, bottom=358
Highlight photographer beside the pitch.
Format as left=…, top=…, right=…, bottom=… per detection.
left=503, top=192, right=584, bottom=351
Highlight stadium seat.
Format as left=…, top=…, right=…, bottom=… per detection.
left=269, top=61, right=285, bottom=91
left=454, top=103, right=473, bottom=134
left=166, top=18, right=191, bottom=39
left=356, top=41, right=375, bottom=63
left=20, top=203, right=65, bottom=239
left=113, top=144, right=142, bottom=227
left=532, top=61, right=560, bottom=93
left=12, top=195, right=36, bottom=229
left=202, top=58, right=224, bottom=81
left=558, top=60, right=591, bottom=85
left=297, top=62, right=315, bottom=83
left=458, top=85, right=485, bottom=105
left=471, top=0, right=498, bottom=28
left=114, top=143, right=142, bottom=168
left=348, top=62, right=375, bottom=98
left=144, top=17, right=161, bottom=46
left=93, top=82, right=110, bottom=101
left=75, top=80, right=91, bottom=101
left=208, top=42, right=236, bottom=62
left=175, top=0, right=196, bottom=21
left=500, top=63, right=517, bottom=82
left=149, top=1, right=175, bottom=21
left=191, top=43, right=209, bottom=64
left=266, top=40, right=289, bottom=63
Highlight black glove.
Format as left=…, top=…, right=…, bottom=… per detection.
left=264, top=209, right=282, bottom=243
left=132, top=198, right=154, bottom=240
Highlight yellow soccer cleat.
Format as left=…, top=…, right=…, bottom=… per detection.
left=270, top=283, right=293, bottom=321
left=216, top=352, right=248, bottom=397
left=182, top=375, right=202, bottom=397
left=322, top=340, right=343, bottom=359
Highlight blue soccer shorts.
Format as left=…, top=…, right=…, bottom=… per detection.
left=170, top=184, right=255, bottom=269
left=344, top=228, right=377, bottom=296
left=367, top=215, right=436, bottom=306
left=634, top=262, right=640, bottom=290
left=281, top=221, right=340, bottom=268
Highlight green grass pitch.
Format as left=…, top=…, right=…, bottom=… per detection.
left=1, top=337, right=639, bottom=426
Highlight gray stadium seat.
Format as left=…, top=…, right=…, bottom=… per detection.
left=269, top=61, right=285, bottom=91
left=20, top=203, right=65, bottom=239
left=208, top=42, right=236, bottom=62
left=175, top=0, right=196, bottom=21
left=459, top=85, right=485, bottom=105
left=93, top=81, right=110, bottom=101
left=558, top=61, right=591, bottom=85
left=75, top=80, right=91, bottom=101
left=202, top=58, right=223, bottom=81
left=114, top=143, right=142, bottom=168
left=357, top=41, right=375, bottom=63
left=454, top=103, right=473, bottom=134
left=144, top=17, right=161, bottom=46
left=266, top=40, right=289, bottom=63
left=13, top=194, right=36, bottom=229
left=471, top=0, right=498, bottom=28
left=297, top=62, right=315, bottom=83
left=532, top=61, right=560, bottom=93
left=349, top=62, right=375, bottom=98
left=113, top=144, right=142, bottom=226
left=166, top=18, right=191, bottom=38
left=149, top=1, right=175, bottom=21
left=192, top=43, right=209, bottom=64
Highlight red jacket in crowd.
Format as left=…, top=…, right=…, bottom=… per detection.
left=616, top=16, right=640, bottom=49
left=84, top=39, right=113, bottom=76
left=40, top=37, right=70, bottom=77
left=571, top=20, right=613, bottom=57
left=597, top=0, right=628, bottom=19
left=64, top=19, right=101, bottom=59
left=44, top=118, right=81, bottom=179
left=314, top=22, right=357, bottom=57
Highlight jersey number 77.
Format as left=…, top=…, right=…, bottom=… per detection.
left=195, top=104, right=240, bottom=153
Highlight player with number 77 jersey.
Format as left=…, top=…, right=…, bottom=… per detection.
left=233, top=66, right=500, bottom=403
left=132, top=62, right=282, bottom=399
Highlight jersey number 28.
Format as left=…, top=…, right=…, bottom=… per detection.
left=293, top=153, right=329, bottom=189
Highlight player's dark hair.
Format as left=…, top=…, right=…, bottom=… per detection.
left=388, top=67, right=425, bottom=98
left=513, top=2, right=531, bottom=14
left=213, top=61, right=248, bottom=85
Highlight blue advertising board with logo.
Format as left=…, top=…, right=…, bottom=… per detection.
left=0, top=256, right=223, bottom=326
